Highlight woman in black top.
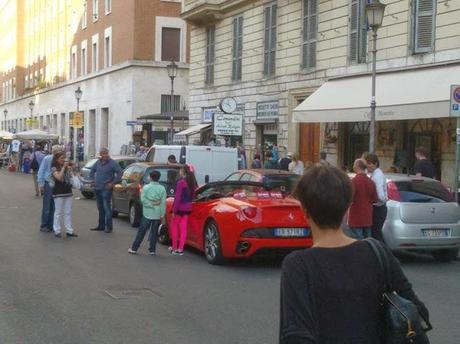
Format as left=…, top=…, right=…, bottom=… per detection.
left=279, top=165, right=429, bottom=344
left=51, top=152, right=77, bottom=238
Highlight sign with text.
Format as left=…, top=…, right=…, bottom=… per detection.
left=450, top=85, right=460, bottom=117
left=256, top=101, right=279, bottom=120
left=70, top=112, right=83, bottom=127
left=213, top=113, right=243, bottom=136
left=202, top=107, right=216, bottom=123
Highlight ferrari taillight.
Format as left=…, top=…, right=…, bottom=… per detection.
left=241, top=206, right=257, bottom=219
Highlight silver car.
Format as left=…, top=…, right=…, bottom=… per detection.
left=383, top=174, right=460, bottom=262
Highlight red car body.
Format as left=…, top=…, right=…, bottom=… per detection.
left=163, top=181, right=312, bottom=264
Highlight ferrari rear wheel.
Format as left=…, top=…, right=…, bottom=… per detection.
left=204, top=220, right=225, bottom=265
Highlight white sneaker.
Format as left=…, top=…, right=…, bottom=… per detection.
left=168, top=247, right=174, bottom=254
left=172, top=250, right=184, bottom=256
left=128, top=248, right=137, bottom=255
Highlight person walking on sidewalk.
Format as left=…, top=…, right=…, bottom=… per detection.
left=89, top=148, right=122, bottom=233
left=37, top=144, right=63, bottom=232
left=51, top=152, right=78, bottom=238
left=128, top=170, right=166, bottom=255
left=347, top=159, right=377, bottom=240
left=364, top=153, right=388, bottom=243
left=31, top=144, right=45, bottom=196
left=169, top=164, right=197, bottom=256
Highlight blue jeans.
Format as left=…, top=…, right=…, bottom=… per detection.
left=348, top=227, right=372, bottom=240
left=40, top=182, right=55, bottom=229
left=95, top=189, right=113, bottom=229
left=131, top=217, right=160, bottom=252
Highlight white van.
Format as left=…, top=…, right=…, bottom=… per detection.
left=145, top=145, right=238, bottom=185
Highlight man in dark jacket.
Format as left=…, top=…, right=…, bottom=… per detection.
left=279, top=153, right=292, bottom=171
left=414, top=146, right=435, bottom=179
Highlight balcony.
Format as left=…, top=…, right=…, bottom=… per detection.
left=182, top=0, right=256, bottom=25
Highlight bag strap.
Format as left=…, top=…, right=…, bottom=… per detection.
left=364, top=238, right=392, bottom=292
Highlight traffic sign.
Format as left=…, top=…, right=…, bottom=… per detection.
left=71, top=112, right=83, bottom=127
left=450, top=85, right=460, bottom=117
left=126, top=121, right=137, bottom=126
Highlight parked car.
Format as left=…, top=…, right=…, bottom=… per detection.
left=112, top=163, right=183, bottom=227
left=381, top=174, right=460, bottom=262
left=158, top=180, right=312, bottom=265
left=224, top=169, right=300, bottom=195
left=79, top=156, right=138, bottom=199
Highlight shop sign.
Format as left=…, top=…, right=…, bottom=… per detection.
left=70, top=112, right=83, bottom=128
left=256, top=101, right=279, bottom=120
left=213, top=113, right=243, bottom=136
left=450, top=85, right=460, bottom=117
left=202, top=107, right=216, bottom=123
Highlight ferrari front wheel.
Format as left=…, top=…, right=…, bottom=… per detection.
left=204, top=220, right=225, bottom=265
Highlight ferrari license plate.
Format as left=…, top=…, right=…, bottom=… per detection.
left=274, top=228, right=308, bottom=237
left=422, top=229, right=450, bottom=237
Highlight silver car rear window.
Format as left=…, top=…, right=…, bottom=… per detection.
left=394, top=180, right=453, bottom=203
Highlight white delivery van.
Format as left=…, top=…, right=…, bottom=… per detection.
left=145, top=145, right=238, bottom=185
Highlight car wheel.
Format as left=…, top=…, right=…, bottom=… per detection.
left=157, top=224, right=170, bottom=245
left=81, top=191, right=94, bottom=199
left=432, top=248, right=459, bottom=262
left=129, top=202, right=141, bottom=228
left=204, top=220, right=225, bottom=265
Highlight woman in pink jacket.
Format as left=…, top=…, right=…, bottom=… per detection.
left=169, top=164, right=198, bottom=255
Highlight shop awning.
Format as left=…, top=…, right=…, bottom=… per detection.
left=175, top=123, right=212, bottom=136
left=294, top=64, right=460, bottom=123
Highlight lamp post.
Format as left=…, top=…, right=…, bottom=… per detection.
left=3, top=109, right=7, bottom=131
left=28, top=100, right=34, bottom=130
left=74, top=86, right=83, bottom=165
left=166, top=60, right=178, bottom=145
left=366, top=0, right=386, bottom=153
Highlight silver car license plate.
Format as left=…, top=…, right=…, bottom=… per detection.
left=421, top=229, right=450, bottom=238
left=274, top=228, right=308, bottom=237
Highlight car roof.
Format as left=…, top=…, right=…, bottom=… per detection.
left=348, top=172, right=440, bottom=183
left=130, top=162, right=184, bottom=169
left=237, top=169, right=297, bottom=176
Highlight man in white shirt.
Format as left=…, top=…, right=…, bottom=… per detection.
left=365, top=153, right=388, bottom=243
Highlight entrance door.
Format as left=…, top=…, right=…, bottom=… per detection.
left=299, top=123, right=320, bottom=163
left=344, top=122, right=369, bottom=171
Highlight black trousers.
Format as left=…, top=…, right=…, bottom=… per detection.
left=372, top=204, right=387, bottom=243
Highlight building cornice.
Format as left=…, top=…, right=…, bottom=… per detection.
left=181, top=0, right=257, bottom=25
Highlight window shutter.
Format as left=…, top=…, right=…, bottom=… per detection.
left=414, top=0, right=435, bottom=53
left=349, top=0, right=359, bottom=63
left=237, top=17, right=243, bottom=80
left=232, top=16, right=243, bottom=81
left=206, top=27, right=215, bottom=85
left=264, top=4, right=276, bottom=76
left=303, top=0, right=317, bottom=69
left=270, top=5, right=277, bottom=75
left=264, top=7, right=270, bottom=75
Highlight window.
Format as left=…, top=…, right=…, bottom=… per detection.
left=232, top=16, right=243, bottom=81
left=161, top=94, right=181, bottom=112
left=81, top=40, right=87, bottom=75
left=349, top=0, right=367, bottom=64
left=264, top=3, right=277, bottom=76
left=161, top=27, right=181, bottom=62
left=412, top=0, right=436, bottom=53
left=82, top=2, right=87, bottom=29
left=93, top=0, right=99, bottom=21
left=104, top=27, right=112, bottom=68
left=92, top=34, right=99, bottom=72
left=302, top=0, right=318, bottom=69
left=25, top=75, right=29, bottom=89
left=105, top=0, right=111, bottom=14
left=205, top=26, right=215, bottom=85
left=71, top=51, right=77, bottom=78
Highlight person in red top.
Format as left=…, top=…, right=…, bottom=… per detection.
left=347, top=159, right=378, bottom=239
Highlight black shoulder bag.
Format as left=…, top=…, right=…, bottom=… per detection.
left=365, top=238, right=431, bottom=344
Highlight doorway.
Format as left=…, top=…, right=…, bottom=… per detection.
left=299, top=123, right=320, bottom=163
left=344, top=122, right=370, bottom=171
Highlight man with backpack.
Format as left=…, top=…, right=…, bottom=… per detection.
left=31, top=144, right=45, bottom=197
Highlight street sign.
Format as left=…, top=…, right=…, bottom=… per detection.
left=450, top=85, right=460, bottom=117
left=71, top=112, right=83, bottom=127
left=25, top=119, right=38, bottom=125
left=126, top=121, right=137, bottom=126
left=213, top=113, right=243, bottom=136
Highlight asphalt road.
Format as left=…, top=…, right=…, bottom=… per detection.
left=0, top=169, right=459, bottom=344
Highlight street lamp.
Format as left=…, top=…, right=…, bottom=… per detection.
left=3, top=109, right=7, bottom=131
left=366, top=0, right=386, bottom=153
left=28, top=100, right=34, bottom=130
left=73, top=86, right=83, bottom=165
left=167, top=59, right=178, bottom=145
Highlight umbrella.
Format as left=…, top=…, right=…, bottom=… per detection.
left=0, top=130, right=13, bottom=140
left=13, top=129, right=59, bottom=141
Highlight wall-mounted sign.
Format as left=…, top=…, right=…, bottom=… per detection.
left=256, top=101, right=279, bottom=120
left=202, top=107, right=216, bottom=123
left=213, top=113, right=243, bottom=136
left=450, top=85, right=460, bottom=117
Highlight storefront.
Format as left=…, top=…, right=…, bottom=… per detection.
left=136, top=111, right=189, bottom=146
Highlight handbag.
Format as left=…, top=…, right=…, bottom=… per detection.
left=365, top=238, right=431, bottom=344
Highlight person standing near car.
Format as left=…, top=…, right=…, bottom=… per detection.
left=169, top=164, right=197, bottom=256
left=128, top=170, right=166, bottom=255
left=364, top=153, right=388, bottom=243
left=414, top=146, right=435, bottom=179
left=89, top=148, right=122, bottom=233
left=37, top=145, right=63, bottom=232
left=31, top=144, right=46, bottom=197
left=347, top=159, right=377, bottom=240
left=279, top=153, right=292, bottom=171
left=279, top=165, right=429, bottom=343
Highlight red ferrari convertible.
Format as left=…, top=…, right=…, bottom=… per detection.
left=158, top=181, right=312, bottom=264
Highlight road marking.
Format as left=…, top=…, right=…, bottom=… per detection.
left=104, top=287, right=163, bottom=300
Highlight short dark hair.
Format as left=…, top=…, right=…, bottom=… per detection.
left=149, top=170, right=161, bottom=182
left=364, top=153, right=380, bottom=167
left=293, top=165, right=352, bottom=229
left=168, top=154, right=177, bottom=162
left=415, top=146, right=428, bottom=157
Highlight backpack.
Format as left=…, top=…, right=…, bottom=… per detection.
left=30, top=152, right=39, bottom=171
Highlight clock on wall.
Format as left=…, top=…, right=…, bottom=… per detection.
left=219, top=97, right=237, bottom=114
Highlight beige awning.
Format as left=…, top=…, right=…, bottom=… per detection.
left=293, top=64, right=460, bottom=123
left=174, top=123, right=212, bottom=136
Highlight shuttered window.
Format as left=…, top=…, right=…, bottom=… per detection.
left=162, top=28, right=181, bottom=62
left=264, top=3, right=277, bottom=76
left=161, top=95, right=181, bottom=113
left=349, top=0, right=367, bottom=64
left=232, top=16, right=243, bottom=81
left=413, top=0, right=436, bottom=53
left=302, top=0, right=318, bottom=69
left=205, top=26, right=215, bottom=85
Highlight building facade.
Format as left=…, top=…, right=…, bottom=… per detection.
left=0, top=0, right=190, bottom=158
left=183, top=0, right=460, bottom=186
